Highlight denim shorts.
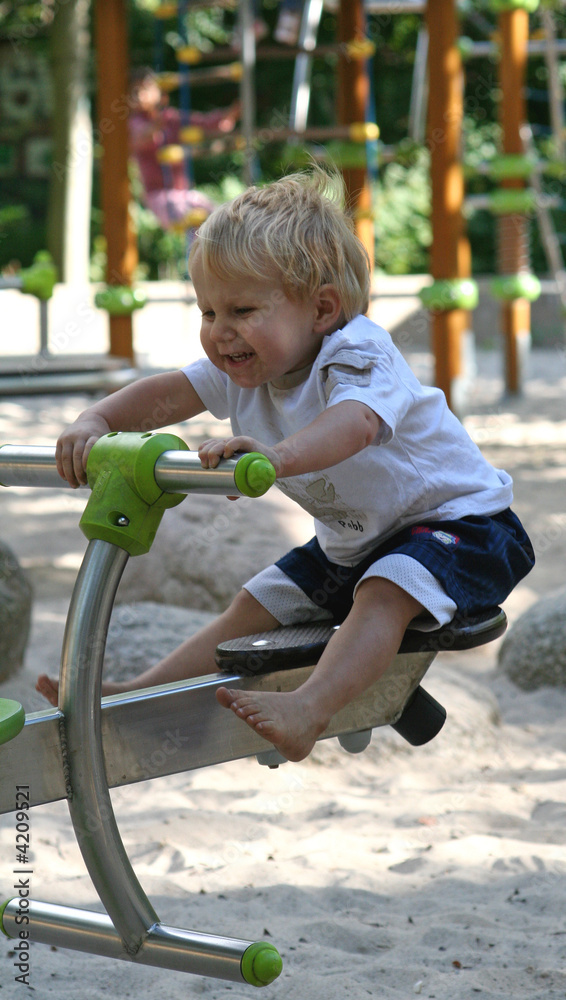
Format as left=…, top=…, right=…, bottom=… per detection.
left=274, top=508, right=535, bottom=625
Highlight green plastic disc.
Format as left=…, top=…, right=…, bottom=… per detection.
left=0, top=699, right=25, bottom=746
left=490, top=273, right=541, bottom=302
left=241, top=942, right=283, bottom=987
left=94, top=286, right=147, bottom=316
left=488, top=188, right=537, bottom=216
left=488, top=154, right=537, bottom=181
left=234, top=452, right=276, bottom=498
left=419, top=278, right=479, bottom=312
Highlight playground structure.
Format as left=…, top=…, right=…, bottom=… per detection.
left=92, top=0, right=565, bottom=409
left=1, top=1, right=564, bottom=404
left=0, top=433, right=508, bottom=986
left=0, top=255, right=141, bottom=395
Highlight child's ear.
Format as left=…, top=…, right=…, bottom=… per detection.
left=313, top=284, right=343, bottom=332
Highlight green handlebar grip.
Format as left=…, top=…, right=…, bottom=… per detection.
left=241, top=941, right=283, bottom=987
left=0, top=699, right=25, bottom=746
left=233, top=452, right=276, bottom=498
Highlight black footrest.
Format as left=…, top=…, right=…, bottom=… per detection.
left=215, top=608, right=507, bottom=677
left=391, top=685, right=447, bottom=746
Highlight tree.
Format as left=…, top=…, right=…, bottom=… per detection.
left=46, top=0, right=92, bottom=283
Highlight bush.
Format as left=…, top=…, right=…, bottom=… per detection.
left=373, top=144, right=431, bottom=275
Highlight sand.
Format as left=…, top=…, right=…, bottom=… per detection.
left=0, top=343, right=565, bottom=999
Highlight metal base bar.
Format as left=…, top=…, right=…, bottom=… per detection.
left=0, top=649, right=435, bottom=815
left=1, top=899, right=266, bottom=983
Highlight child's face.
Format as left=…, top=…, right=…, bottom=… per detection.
left=132, top=76, right=162, bottom=112
left=192, top=253, right=333, bottom=388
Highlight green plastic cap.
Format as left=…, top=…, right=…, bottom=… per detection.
left=20, top=253, right=57, bottom=301
left=0, top=898, right=14, bottom=938
left=0, top=699, right=25, bottom=746
left=233, top=452, right=276, bottom=498
left=241, top=942, right=283, bottom=987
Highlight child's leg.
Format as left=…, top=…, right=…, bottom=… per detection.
left=216, top=577, right=423, bottom=762
left=36, top=589, right=280, bottom=707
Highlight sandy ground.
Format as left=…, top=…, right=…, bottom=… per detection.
left=0, top=341, right=565, bottom=999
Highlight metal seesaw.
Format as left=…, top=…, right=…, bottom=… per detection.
left=0, top=433, right=507, bottom=987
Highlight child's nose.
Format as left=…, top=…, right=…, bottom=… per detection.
left=209, top=318, right=236, bottom=342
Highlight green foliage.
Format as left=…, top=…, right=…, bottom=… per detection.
left=163, top=7, right=230, bottom=56
left=0, top=1, right=52, bottom=38
left=0, top=185, right=46, bottom=271
left=373, top=144, right=431, bottom=275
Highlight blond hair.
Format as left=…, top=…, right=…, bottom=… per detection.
left=188, top=168, right=371, bottom=320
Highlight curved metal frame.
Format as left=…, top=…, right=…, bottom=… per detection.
left=52, top=537, right=261, bottom=979
left=59, top=539, right=154, bottom=950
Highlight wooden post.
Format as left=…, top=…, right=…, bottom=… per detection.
left=337, top=0, right=374, bottom=270
left=498, top=8, right=530, bottom=394
left=425, top=0, right=471, bottom=412
left=94, top=0, right=137, bottom=361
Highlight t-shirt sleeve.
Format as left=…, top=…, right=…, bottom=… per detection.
left=181, top=359, right=230, bottom=420
left=319, top=346, right=414, bottom=444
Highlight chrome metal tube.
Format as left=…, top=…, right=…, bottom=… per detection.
left=0, top=445, right=76, bottom=489
left=59, top=538, right=158, bottom=952
left=0, top=444, right=245, bottom=495
left=153, top=450, right=242, bottom=494
left=1, top=900, right=253, bottom=981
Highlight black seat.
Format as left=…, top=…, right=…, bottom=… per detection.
left=215, top=607, right=507, bottom=677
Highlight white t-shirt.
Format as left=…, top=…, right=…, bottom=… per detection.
left=182, top=314, right=513, bottom=566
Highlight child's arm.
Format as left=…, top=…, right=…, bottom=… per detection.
left=198, top=400, right=381, bottom=478
left=57, top=370, right=206, bottom=487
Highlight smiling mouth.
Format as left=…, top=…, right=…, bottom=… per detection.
left=226, top=352, right=254, bottom=363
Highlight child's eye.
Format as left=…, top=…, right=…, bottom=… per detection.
left=235, top=307, right=253, bottom=315
left=201, top=310, right=214, bottom=320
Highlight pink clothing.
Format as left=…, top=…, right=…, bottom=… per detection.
left=129, top=107, right=187, bottom=194
left=129, top=105, right=227, bottom=228
left=144, top=188, right=215, bottom=230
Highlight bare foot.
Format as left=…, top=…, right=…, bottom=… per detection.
left=216, top=686, right=327, bottom=762
left=35, top=673, right=127, bottom=708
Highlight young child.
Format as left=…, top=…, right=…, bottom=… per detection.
left=128, top=68, right=240, bottom=230
left=36, top=169, right=534, bottom=762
